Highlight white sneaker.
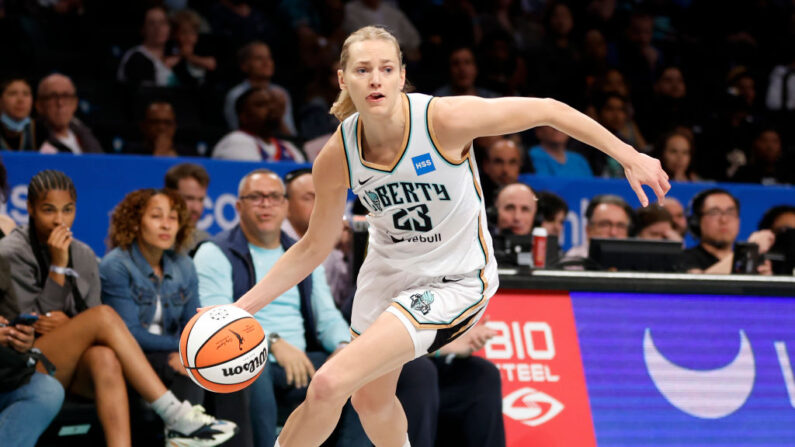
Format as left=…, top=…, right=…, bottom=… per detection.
left=165, top=404, right=238, bottom=447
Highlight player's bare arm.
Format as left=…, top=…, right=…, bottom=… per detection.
left=234, top=129, right=349, bottom=315
left=431, top=96, right=671, bottom=206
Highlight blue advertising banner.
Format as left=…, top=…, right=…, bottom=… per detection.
left=1, top=152, right=792, bottom=255
left=571, top=291, right=795, bottom=445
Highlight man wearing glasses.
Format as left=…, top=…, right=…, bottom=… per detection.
left=36, top=73, right=102, bottom=154
left=565, top=194, right=634, bottom=259
left=193, top=169, right=367, bottom=447
left=680, top=188, right=773, bottom=274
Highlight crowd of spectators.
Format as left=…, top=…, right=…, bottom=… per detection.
left=0, top=0, right=793, bottom=185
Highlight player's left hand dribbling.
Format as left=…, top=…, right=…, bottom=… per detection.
left=623, top=152, right=671, bottom=207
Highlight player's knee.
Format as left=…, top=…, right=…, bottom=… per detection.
left=350, top=388, right=392, bottom=418
left=306, top=368, right=345, bottom=405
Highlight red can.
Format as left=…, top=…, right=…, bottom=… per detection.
left=532, top=227, right=548, bottom=268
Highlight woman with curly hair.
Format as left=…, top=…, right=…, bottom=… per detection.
left=100, top=189, right=204, bottom=413
left=0, top=170, right=236, bottom=447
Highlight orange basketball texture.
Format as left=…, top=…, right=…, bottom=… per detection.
left=179, top=305, right=267, bottom=393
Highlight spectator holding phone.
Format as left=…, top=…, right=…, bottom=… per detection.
left=0, top=254, right=64, bottom=447
left=0, top=170, right=238, bottom=447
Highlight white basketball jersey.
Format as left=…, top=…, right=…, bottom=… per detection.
left=340, top=93, right=494, bottom=277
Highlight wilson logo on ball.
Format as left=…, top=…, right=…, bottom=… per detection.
left=222, top=347, right=268, bottom=377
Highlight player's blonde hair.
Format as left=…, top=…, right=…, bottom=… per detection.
left=330, top=26, right=404, bottom=122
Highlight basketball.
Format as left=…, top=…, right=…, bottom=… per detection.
left=179, top=305, right=268, bottom=393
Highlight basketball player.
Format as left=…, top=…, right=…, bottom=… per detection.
left=233, top=26, right=670, bottom=447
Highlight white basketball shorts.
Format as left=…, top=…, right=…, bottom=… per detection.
left=350, top=254, right=499, bottom=359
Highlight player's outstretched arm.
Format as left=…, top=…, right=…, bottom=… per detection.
left=234, top=130, right=349, bottom=315
left=432, top=96, right=671, bottom=206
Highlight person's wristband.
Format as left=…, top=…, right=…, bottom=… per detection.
left=49, top=265, right=78, bottom=277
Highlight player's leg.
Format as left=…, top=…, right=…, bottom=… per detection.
left=276, top=311, right=414, bottom=447
left=350, top=368, right=407, bottom=447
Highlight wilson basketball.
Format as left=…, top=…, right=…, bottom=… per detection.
left=179, top=305, right=268, bottom=393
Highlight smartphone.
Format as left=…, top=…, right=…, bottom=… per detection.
left=11, top=313, right=39, bottom=326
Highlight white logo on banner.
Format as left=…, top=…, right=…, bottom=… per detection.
left=644, top=328, right=755, bottom=419
left=502, top=387, right=564, bottom=427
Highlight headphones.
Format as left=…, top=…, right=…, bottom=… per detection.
left=686, top=188, right=739, bottom=238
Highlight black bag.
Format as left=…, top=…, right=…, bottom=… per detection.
left=0, top=345, right=56, bottom=393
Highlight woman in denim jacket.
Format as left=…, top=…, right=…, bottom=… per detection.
left=100, top=188, right=204, bottom=409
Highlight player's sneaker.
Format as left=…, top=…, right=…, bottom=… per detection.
left=165, top=403, right=238, bottom=447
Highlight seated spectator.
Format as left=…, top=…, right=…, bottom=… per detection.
left=213, top=88, right=305, bottom=162
left=0, top=159, right=14, bottom=236
left=491, top=183, right=537, bottom=236
left=170, top=9, right=217, bottom=88
left=635, top=204, right=681, bottom=241
left=35, top=73, right=103, bottom=154
left=535, top=191, right=569, bottom=238
left=727, top=66, right=759, bottom=113
left=732, top=127, right=793, bottom=185
left=566, top=194, right=633, bottom=258
left=679, top=188, right=773, bottom=274
left=0, top=78, right=38, bottom=151
left=0, top=170, right=237, bottom=446
left=127, top=101, right=190, bottom=157
left=758, top=205, right=795, bottom=233
left=298, top=61, right=342, bottom=143
left=224, top=41, right=295, bottom=134
left=209, top=0, right=280, bottom=64
left=282, top=168, right=353, bottom=308
left=100, top=189, right=204, bottom=428
left=640, top=66, right=697, bottom=141
left=652, top=129, right=701, bottom=182
left=0, top=172, right=62, bottom=447
left=343, top=0, right=421, bottom=62
left=528, top=126, right=593, bottom=177
left=118, top=6, right=178, bottom=87
left=0, top=254, right=65, bottom=447
left=433, top=47, right=498, bottom=98
left=479, top=137, right=523, bottom=208
left=587, top=68, right=648, bottom=152
left=164, top=163, right=211, bottom=252
left=193, top=169, right=366, bottom=447
left=586, top=92, right=633, bottom=177
left=663, top=196, right=688, bottom=238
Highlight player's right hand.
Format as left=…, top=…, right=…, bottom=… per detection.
left=270, top=339, right=316, bottom=389
left=623, top=152, right=670, bottom=207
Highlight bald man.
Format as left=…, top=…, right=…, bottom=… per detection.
left=494, top=183, right=537, bottom=236
left=36, top=73, right=103, bottom=154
